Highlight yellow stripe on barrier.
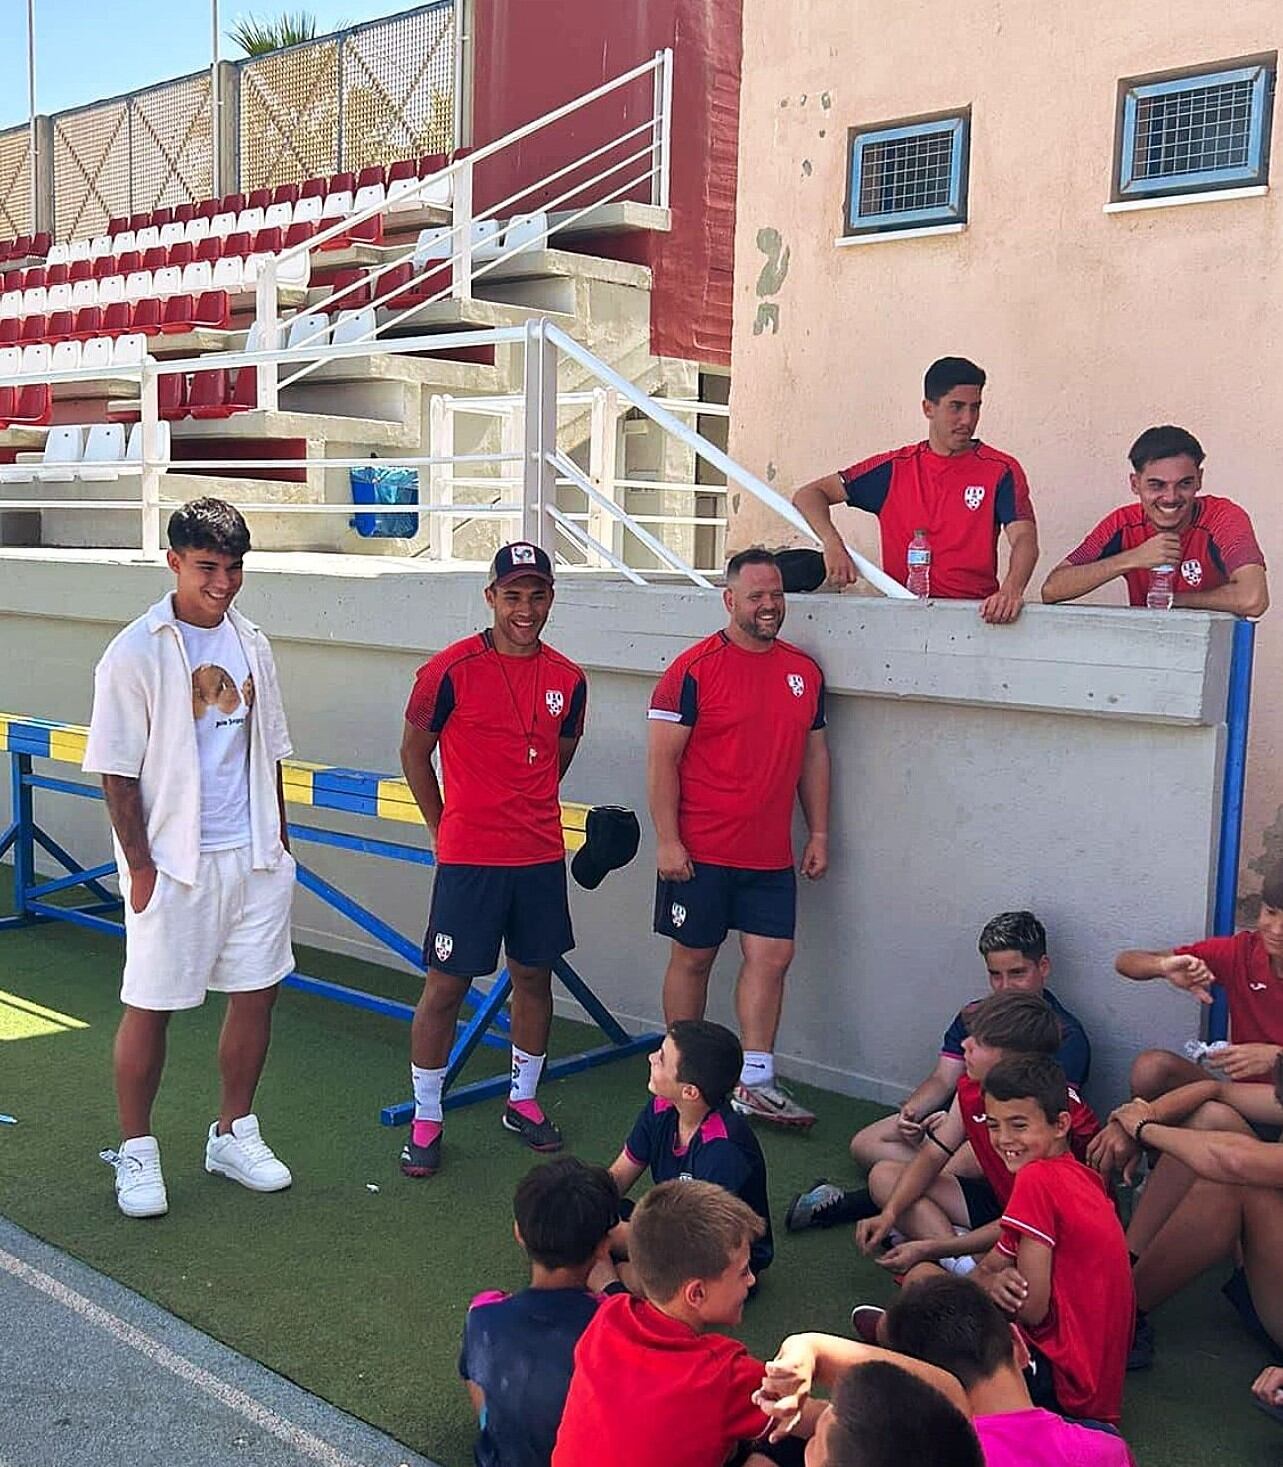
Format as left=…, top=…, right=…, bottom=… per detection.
left=0, top=716, right=8, bottom=754
left=50, top=728, right=88, bottom=765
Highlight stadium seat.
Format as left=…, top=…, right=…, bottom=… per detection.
left=299, top=177, right=326, bottom=199
left=230, top=365, right=258, bottom=412
left=79, top=421, right=127, bottom=481
left=159, top=294, right=194, bottom=334
left=188, top=367, right=234, bottom=419
left=286, top=312, right=330, bottom=351
left=329, top=171, right=356, bottom=195
left=386, top=176, right=422, bottom=211
left=271, top=183, right=300, bottom=206
left=332, top=306, right=376, bottom=346
left=142, top=246, right=167, bottom=273
left=0, top=344, right=18, bottom=423
left=70, top=279, right=98, bottom=310
left=47, top=309, right=75, bottom=342
left=283, top=221, right=316, bottom=251
left=211, top=256, right=244, bottom=292
left=252, top=226, right=283, bottom=256
left=321, top=189, right=353, bottom=223
left=0, top=317, right=18, bottom=346
left=45, top=264, right=70, bottom=288
left=92, top=255, right=117, bottom=280
left=68, top=259, right=93, bottom=284
left=196, top=236, right=223, bottom=266
left=125, top=418, right=172, bottom=466
left=469, top=218, right=504, bottom=260
left=111, top=333, right=147, bottom=370
left=167, top=241, right=194, bottom=269
left=185, top=216, right=212, bottom=247
left=330, top=268, right=372, bottom=309
left=14, top=344, right=53, bottom=425
left=47, top=243, right=70, bottom=267
left=23, top=267, right=45, bottom=290
left=36, top=424, right=84, bottom=482
left=135, top=226, right=161, bottom=252
left=10, top=234, right=32, bottom=259
left=46, top=282, right=72, bottom=312
left=81, top=336, right=112, bottom=372
left=174, top=202, right=196, bottom=224
left=114, top=251, right=142, bottom=278
left=387, top=158, right=417, bottom=183
left=152, top=206, right=174, bottom=229
left=51, top=337, right=81, bottom=373
left=108, top=367, right=184, bottom=424
left=222, top=231, right=251, bottom=259
left=152, top=266, right=182, bottom=297
left=128, top=212, right=149, bottom=233
left=264, top=201, right=293, bottom=233
left=196, top=198, right=220, bottom=220
left=111, top=230, right=137, bottom=255
left=20, top=316, right=46, bottom=345
left=356, top=164, right=386, bottom=189
left=90, top=234, right=112, bottom=259
left=220, top=192, right=247, bottom=216
left=192, top=289, right=230, bottom=329
left=69, top=239, right=92, bottom=264
left=418, top=152, right=447, bottom=177
left=236, top=206, right=265, bottom=236
left=2, top=269, right=21, bottom=292
left=72, top=305, right=106, bottom=340
left=130, top=298, right=162, bottom=336
left=97, top=276, right=126, bottom=307
left=292, top=195, right=323, bottom=227
left=412, top=226, right=453, bottom=269
left=210, top=212, right=236, bottom=240
left=353, top=182, right=386, bottom=214
left=124, top=271, right=152, bottom=304
left=159, top=222, right=185, bottom=250
left=345, top=206, right=384, bottom=247
left=0, top=292, right=20, bottom=319
left=247, top=188, right=272, bottom=211
left=30, top=232, right=51, bottom=257
left=180, top=261, right=213, bottom=294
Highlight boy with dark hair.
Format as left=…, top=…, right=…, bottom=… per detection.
left=884, top=1274, right=1133, bottom=1464
left=610, top=1020, right=774, bottom=1276
left=553, top=1180, right=813, bottom=1466
left=792, top=355, right=1038, bottom=621
left=1042, top=424, right=1268, bottom=616
left=848, top=994, right=1098, bottom=1278
left=460, top=1157, right=621, bottom=1467
left=971, top=1055, right=1133, bottom=1426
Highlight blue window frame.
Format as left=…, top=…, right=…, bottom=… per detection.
left=845, top=113, right=969, bottom=235
left=1118, top=61, right=1275, bottom=198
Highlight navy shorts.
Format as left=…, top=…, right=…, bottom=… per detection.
left=424, top=861, right=573, bottom=979
left=653, top=861, right=796, bottom=949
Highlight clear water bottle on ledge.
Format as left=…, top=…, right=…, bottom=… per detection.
left=1147, top=565, right=1175, bottom=611
left=907, top=528, right=931, bottom=598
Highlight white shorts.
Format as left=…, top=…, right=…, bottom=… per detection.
left=120, top=846, right=296, bottom=1011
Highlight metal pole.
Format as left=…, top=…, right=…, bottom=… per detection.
left=139, top=366, right=162, bottom=558
left=210, top=0, right=220, bottom=195
left=521, top=319, right=556, bottom=550
left=1209, top=616, right=1257, bottom=1041
left=27, top=0, right=37, bottom=231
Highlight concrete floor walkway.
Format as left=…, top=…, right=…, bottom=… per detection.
left=0, top=1217, right=439, bottom=1467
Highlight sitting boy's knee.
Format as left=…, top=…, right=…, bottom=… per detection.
left=850, top=1117, right=890, bottom=1166
left=867, top=1159, right=902, bottom=1202
left=1130, top=1047, right=1185, bottom=1099
left=1188, top=1099, right=1253, bottom=1134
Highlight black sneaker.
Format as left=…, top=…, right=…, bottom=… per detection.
left=501, top=1104, right=564, bottom=1153
left=400, top=1128, right=441, bottom=1178
left=1126, top=1310, right=1154, bottom=1371
left=785, top=1181, right=879, bottom=1232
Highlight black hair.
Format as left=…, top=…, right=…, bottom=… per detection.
left=167, top=497, right=251, bottom=558
left=977, top=911, right=1047, bottom=963
left=512, top=1156, right=620, bottom=1270
left=885, top=1275, right=1015, bottom=1391
left=923, top=357, right=986, bottom=403
left=982, top=1053, right=1070, bottom=1124
left=1260, top=859, right=1283, bottom=912
left=726, top=546, right=783, bottom=581
left=964, top=991, right=1060, bottom=1056
left=1128, top=425, right=1205, bottom=474
left=668, top=1019, right=743, bottom=1110
left=823, top=1360, right=984, bottom=1467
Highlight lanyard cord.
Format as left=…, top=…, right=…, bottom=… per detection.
left=490, top=639, right=544, bottom=757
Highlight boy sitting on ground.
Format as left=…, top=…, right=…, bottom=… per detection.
left=609, top=1020, right=773, bottom=1282
left=553, top=1180, right=814, bottom=1466
left=850, top=992, right=1099, bottom=1278
left=459, top=1156, right=621, bottom=1467
left=885, top=1262, right=1135, bottom=1461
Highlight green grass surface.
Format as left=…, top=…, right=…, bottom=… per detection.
left=0, top=901, right=1279, bottom=1465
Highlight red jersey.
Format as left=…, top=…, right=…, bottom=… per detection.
left=957, top=1074, right=1099, bottom=1207
left=839, top=440, right=1035, bottom=599
left=1174, top=929, right=1283, bottom=1077
left=648, top=632, right=825, bottom=869
left=404, top=632, right=586, bottom=866
left=1063, top=495, right=1264, bottom=606
left=997, top=1153, right=1134, bottom=1425
left=552, top=1294, right=770, bottom=1467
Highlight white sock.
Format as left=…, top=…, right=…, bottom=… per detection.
left=509, top=1046, right=546, bottom=1104
left=411, top=1063, right=447, bottom=1124
left=740, top=1050, right=774, bottom=1088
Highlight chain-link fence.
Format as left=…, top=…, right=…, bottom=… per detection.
left=0, top=127, right=32, bottom=237
left=51, top=72, right=213, bottom=240
left=238, top=1, right=456, bottom=191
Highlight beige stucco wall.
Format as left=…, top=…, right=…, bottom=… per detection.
left=729, top=2, right=1283, bottom=908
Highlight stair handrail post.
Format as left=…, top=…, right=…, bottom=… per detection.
left=653, top=48, right=673, bottom=210
left=452, top=156, right=474, bottom=302
left=139, top=362, right=162, bottom=558
left=428, top=392, right=454, bottom=561
left=522, top=318, right=558, bottom=551
left=587, top=385, right=620, bottom=567
left=255, top=255, right=280, bottom=411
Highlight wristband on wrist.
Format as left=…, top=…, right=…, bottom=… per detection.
left=1134, top=1118, right=1158, bottom=1146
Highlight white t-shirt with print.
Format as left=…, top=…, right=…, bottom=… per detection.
left=178, top=617, right=253, bottom=850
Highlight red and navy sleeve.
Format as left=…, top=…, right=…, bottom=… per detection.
left=649, top=651, right=699, bottom=727
left=623, top=1099, right=657, bottom=1170
left=405, top=653, right=457, bottom=732
left=811, top=670, right=827, bottom=731
left=1063, top=508, right=1128, bottom=567
left=993, top=457, right=1035, bottom=526
left=941, top=1009, right=968, bottom=1058
left=1202, top=499, right=1266, bottom=575
left=561, top=673, right=587, bottom=739
left=838, top=450, right=896, bottom=515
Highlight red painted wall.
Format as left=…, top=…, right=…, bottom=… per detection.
left=469, top=0, right=742, bottom=367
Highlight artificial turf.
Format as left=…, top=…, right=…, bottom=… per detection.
left=0, top=898, right=1279, bottom=1466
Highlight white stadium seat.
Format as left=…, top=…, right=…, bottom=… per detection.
left=159, top=222, right=185, bottom=250
left=469, top=218, right=504, bottom=261
left=110, top=230, right=137, bottom=255
left=209, top=212, right=236, bottom=239
left=286, top=312, right=330, bottom=351
left=125, top=419, right=171, bottom=467
left=47, top=283, right=73, bottom=313
left=236, top=206, right=265, bottom=236
left=419, top=170, right=454, bottom=209
left=21, top=343, right=51, bottom=376
left=181, top=260, right=213, bottom=294
left=0, top=292, right=20, bottom=319
left=151, top=266, right=182, bottom=297
left=70, top=279, right=99, bottom=310
left=412, top=226, right=452, bottom=267
left=79, top=421, right=127, bottom=481
left=111, top=333, right=147, bottom=369
left=331, top=307, right=376, bottom=346
left=387, top=176, right=422, bottom=212
left=47, top=242, right=70, bottom=267
left=51, top=339, right=82, bottom=373
left=135, top=226, right=161, bottom=252
left=80, top=336, right=113, bottom=373
left=211, top=255, right=244, bottom=292
left=97, top=275, right=125, bottom=306
left=264, top=202, right=293, bottom=232
left=499, top=211, right=550, bottom=258
left=291, top=195, right=323, bottom=227
left=36, top=424, right=84, bottom=483
left=321, top=189, right=353, bottom=221
left=184, top=216, right=211, bottom=247
left=22, top=286, right=47, bottom=316
left=69, top=239, right=92, bottom=264
left=352, top=183, right=386, bottom=217
left=124, top=271, right=152, bottom=304
left=89, top=235, right=112, bottom=259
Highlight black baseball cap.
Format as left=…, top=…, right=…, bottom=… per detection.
left=571, top=806, right=641, bottom=890
left=490, top=541, right=554, bottom=587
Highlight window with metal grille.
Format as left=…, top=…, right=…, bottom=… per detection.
left=1117, top=60, right=1274, bottom=198
left=845, top=113, right=968, bottom=235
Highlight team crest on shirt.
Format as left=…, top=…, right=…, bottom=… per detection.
left=1181, top=558, right=1203, bottom=586
left=545, top=689, right=564, bottom=716
left=787, top=673, right=805, bottom=698
left=964, top=484, right=986, bottom=511
left=671, top=903, right=687, bottom=928
left=434, top=932, right=453, bottom=962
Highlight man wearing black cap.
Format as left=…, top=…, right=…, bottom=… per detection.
left=398, top=542, right=587, bottom=1177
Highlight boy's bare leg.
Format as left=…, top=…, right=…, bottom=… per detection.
left=867, top=1159, right=970, bottom=1242
left=1130, top=1049, right=1210, bottom=1101
left=1127, top=1100, right=1255, bottom=1254
left=662, top=943, right=718, bottom=1024
left=1133, top=1177, right=1243, bottom=1312
left=114, top=1006, right=171, bottom=1138
left=1242, top=1187, right=1283, bottom=1347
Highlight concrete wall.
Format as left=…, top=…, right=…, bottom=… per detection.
left=0, top=552, right=1235, bottom=1113
left=728, top=0, right=1282, bottom=911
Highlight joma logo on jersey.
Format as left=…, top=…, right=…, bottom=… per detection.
left=964, top=485, right=986, bottom=511
left=787, top=673, right=805, bottom=698
left=1181, top=558, right=1204, bottom=587
left=545, top=689, right=564, bottom=716
left=434, top=932, right=453, bottom=962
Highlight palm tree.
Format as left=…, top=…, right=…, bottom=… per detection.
left=227, top=11, right=337, bottom=57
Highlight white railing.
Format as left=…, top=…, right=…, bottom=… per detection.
left=0, top=318, right=909, bottom=598
left=254, top=49, right=674, bottom=408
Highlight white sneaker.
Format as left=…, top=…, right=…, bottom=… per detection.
left=730, top=1080, right=817, bottom=1129
left=107, top=1135, right=169, bottom=1218
left=204, top=1114, right=292, bottom=1193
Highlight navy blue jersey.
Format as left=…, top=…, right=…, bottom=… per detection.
left=941, top=988, right=1091, bottom=1087
left=625, top=1098, right=774, bottom=1272
left=458, top=1286, right=600, bottom=1467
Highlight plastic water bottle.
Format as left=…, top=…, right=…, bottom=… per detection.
left=906, top=528, right=931, bottom=598
left=1147, top=565, right=1175, bottom=611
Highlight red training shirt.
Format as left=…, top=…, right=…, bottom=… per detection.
left=1174, top=929, right=1283, bottom=1078
left=552, top=1293, right=770, bottom=1467
left=404, top=632, right=586, bottom=866
left=957, top=1074, right=1100, bottom=1207
left=838, top=440, right=1035, bottom=599
left=648, top=632, right=825, bottom=869
left=1063, top=495, right=1264, bottom=606
left=997, top=1153, right=1134, bottom=1425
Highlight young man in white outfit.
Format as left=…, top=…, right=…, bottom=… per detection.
left=84, top=498, right=296, bottom=1218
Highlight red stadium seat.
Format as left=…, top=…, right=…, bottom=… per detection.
left=283, top=221, right=316, bottom=251
left=93, top=255, right=118, bottom=280
left=220, top=192, right=246, bottom=216
left=46, top=309, right=74, bottom=342
left=159, top=294, right=194, bottom=334
left=167, top=241, right=194, bottom=269
left=251, top=226, right=283, bottom=255
left=68, top=259, right=93, bottom=284
left=107, top=369, right=187, bottom=423
left=131, top=298, right=163, bottom=336
left=387, top=158, right=417, bottom=183
left=72, top=305, right=105, bottom=340
left=247, top=187, right=272, bottom=210
left=196, top=198, right=220, bottom=220
left=300, top=177, right=326, bottom=199
left=174, top=202, right=196, bottom=224
left=386, top=261, right=449, bottom=310
left=417, top=152, right=446, bottom=177
left=272, top=182, right=300, bottom=206
left=12, top=382, right=52, bottom=426
left=328, top=171, right=356, bottom=195
left=222, top=231, right=251, bottom=258
left=330, top=268, right=372, bottom=308
left=100, top=301, right=131, bottom=336
left=192, top=289, right=230, bottom=329
left=230, top=365, right=258, bottom=412
left=356, top=164, right=386, bottom=189
left=114, top=251, right=141, bottom=278
left=142, top=246, right=167, bottom=272
left=188, top=367, right=234, bottom=419
left=2, top=269, right=23, bottom=291
left=107, top=216, right=128, bottom=236
left=196, top=236, right=223, bottom=265
left=9, top=235, right=32, bottom=260
left=0, top=317, right=19, bottom=347
left=128, top=212, right=148, bottom=232
left=23, top=267, right=45, bottom=290
left=19, top=316, right=46, bottom=345
left=153, top=206, right=174, bottom=228
left=345, top=214, right=384, bottom=247
left=29, top=232, right=50, bottom=257
left=46, top=263, right=69, bottom=286
left=0, top=384, right=14, bottom=425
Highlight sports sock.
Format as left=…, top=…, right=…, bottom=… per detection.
left=410, top=1118, right=441, bottom=1148
left=509, top=1046, right=546, bottom=1104
left=411, top=1063, right=447, bottom=1124
left=740, top=1050, right=775, bottom=1088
